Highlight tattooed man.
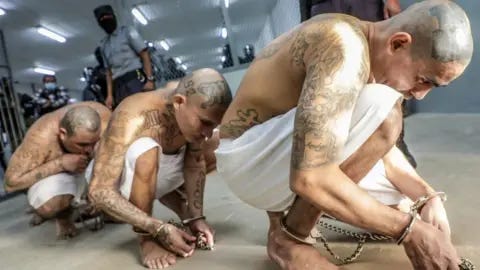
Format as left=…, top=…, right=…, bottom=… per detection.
left=88, top=68, right=231, bottom=269
left=4, top=102, right=111, bottom=239
left=215, top=0, right=473, bottom=269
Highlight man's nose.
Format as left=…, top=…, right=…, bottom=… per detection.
left=412, top=88, right=431, bottom=100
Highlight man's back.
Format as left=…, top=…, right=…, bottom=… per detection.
left=18, top=101, right=110, bottom=162
left=220, top=14, right=368, bottom=138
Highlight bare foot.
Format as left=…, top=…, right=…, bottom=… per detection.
left=267, top=219, right=338, bottom=270
left=56, top=217, right=78, bottom=239
left=29, top=213, right=45, bottom=226
left=139, top=236, right=177, bottom=269
left=25, top=206, right=35, bottom=214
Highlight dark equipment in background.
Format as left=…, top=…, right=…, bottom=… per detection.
left=239, top=44, right=255, bottom=64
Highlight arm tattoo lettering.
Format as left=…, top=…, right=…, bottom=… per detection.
left=183, top=144, right=206, bottom=216
left=219, top=108, right=261, bottom=138
left=192, top=170, right=205, bottom=210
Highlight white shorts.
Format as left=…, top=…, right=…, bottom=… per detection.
left=86, top=137, right=186, bottom=200
left=27, top=173, right=86, bottom=209
left=215, top=84, right=405, bottom=211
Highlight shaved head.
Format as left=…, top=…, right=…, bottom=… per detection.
left=60, top=106, right=101, bottom=136
left=390, top=0, right=473, bottom=65
left=174, top=68, right=232, bottom=109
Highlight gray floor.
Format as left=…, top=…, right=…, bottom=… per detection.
left=0, top=113, right=479, bottom=270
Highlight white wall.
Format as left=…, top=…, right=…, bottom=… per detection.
left=222, top=68, right=247, bottom=96
left=254, top=0, right=300, bottom=52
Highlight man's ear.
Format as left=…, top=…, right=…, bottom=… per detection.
left=388, top=32, right=412, bottom=53
left=172, top=94, right=186, bottom=110
left=59, top=127, right=68, bottom=141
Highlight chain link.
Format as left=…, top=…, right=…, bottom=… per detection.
left=314, top=218, right=390, bottom=264
left=460, top=258, right=476, bottom=270
left=316, top=218, right=476, bottom=269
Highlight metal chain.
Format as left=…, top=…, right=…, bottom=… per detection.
left=460, top=258, right=476, bottom=270
left=314, top=218, right=390, bottom=264
left=167, top=219, right=212, bottom=250
left=317, top=219, right=391, bottom=241
left=316, top=218, right=476, bottom=269
left=316, top=230, right=366, bottom=264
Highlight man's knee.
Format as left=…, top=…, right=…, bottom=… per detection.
left=378, top=99, right=403, bottom=148
left=35, top=194, right=74, bottom=219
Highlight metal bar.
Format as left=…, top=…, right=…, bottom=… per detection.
left=5, top=78, right=25, bottom=145
left=0, top=30, right=25, bottom=147
left=1, top=79, right=18, bottom=150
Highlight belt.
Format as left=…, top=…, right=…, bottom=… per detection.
left=114, top=69, right=145, bottom=84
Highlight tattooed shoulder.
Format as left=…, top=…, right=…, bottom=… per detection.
left=256, top=30, right=296, bottom=60
left=290, top=20, right=369, bottom=170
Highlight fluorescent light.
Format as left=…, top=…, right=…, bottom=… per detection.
left=174, top=57, right=182, bottom=64
left=34, top=67, right=55, bottom=76
left=181, top=64, right=187, bottom=70
left=224, top=0, right=229, bottom=8
left=37, top=27, right=66, bottom=43
left=80, top=77, right=86, bottom=82
left=132, top=7, right=148, bottom=25
left=221, top=27, right=228, bottom=39
left=221, top=56, right=226, bottom=62
left=0, top=8, right=5, bottom=16
left=159, top=40, right=170, bottom=51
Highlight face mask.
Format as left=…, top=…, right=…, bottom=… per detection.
left=100, top=18, right=117, bottom=34
left=45, top=82, right=57, bottom=90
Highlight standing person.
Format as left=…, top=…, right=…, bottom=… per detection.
left=35, top=75, right=70, bottom=116
left=300, top=0, right=402, bottom=22
left=94, top=5, right=156, bottom=110
left=82, top=67, right=106, bottom=104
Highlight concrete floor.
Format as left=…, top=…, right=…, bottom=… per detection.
left=0, top=113, right=479, bottom=270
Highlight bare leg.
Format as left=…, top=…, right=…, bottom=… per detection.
left=130, top=163, right=177, bottom=269
left=267, top=211, right=339, bottom=270
left=158, top=190, right=189, bottom=220
left=35, top=194, right=78, bottom=239
left=269, top=102, right=403, bottom=269
left=29, top=213, right=46, bottom=226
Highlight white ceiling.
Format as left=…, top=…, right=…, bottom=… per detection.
left=0, top=0, right=277, bottom=93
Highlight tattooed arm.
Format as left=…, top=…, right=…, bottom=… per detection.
left=182, top=143, right=206, bottom=218
left=88, top=110, right=163, bottom=233
left=182, top=142, right=216, bottom=247
left=89, top=110, right=196, bottom=256
left=4, top=135, right=63, bottom=192
left=289, top=21, right=411, bottom=238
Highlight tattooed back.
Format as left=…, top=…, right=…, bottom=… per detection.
left=15, top=101, right=111, bottom=162
left=219, top=14, right=369, bottom=139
